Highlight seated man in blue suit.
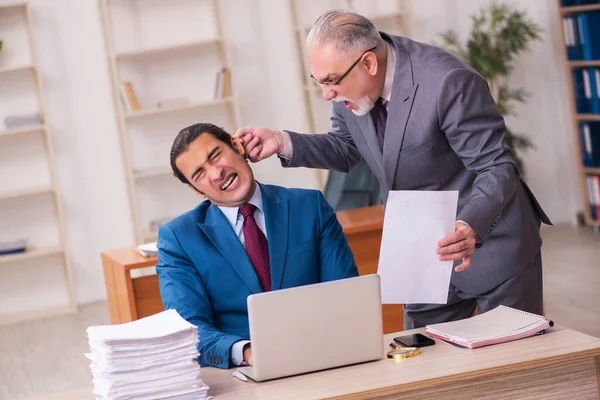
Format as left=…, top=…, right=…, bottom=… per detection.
left=156, top=122, right=359, bottom=369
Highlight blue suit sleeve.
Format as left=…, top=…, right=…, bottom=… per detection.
left=155, top=224, right=244, bottom=369
left=315, top=191, right=359, bottom=281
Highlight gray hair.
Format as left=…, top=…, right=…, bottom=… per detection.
left=306, top=9, right=385, bottom=56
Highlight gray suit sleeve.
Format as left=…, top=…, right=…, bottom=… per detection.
left=437, top=67, right=519, bottom=242
left=280, top=103, right=363, bottom=172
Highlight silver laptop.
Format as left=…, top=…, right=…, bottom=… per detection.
left=237, top=274, right=384, bottom=382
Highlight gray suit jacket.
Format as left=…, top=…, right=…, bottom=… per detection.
left=283, top=33, right=552, bottom=295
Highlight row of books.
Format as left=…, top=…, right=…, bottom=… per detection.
left=561, top=0, right=600, bottom=6
left=579, top=121, right=600, bottom=167
left=563, top=11, right=600, bottom=61
left=573, top=68, right=600, bottom=114
left=586, top=174, right=600, bottom=221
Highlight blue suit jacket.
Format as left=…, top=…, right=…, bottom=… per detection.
left=156, top=183, right=358, bottom=369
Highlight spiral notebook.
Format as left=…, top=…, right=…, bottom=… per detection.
left=425, top=305, right=554, bottom=349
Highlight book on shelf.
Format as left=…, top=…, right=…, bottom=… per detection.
left=3, top=112, right=42, bottom=131
left=425, top=305, right=553, bottom=349
left=563, top=10, right=600, bottom=61
left=213, top=67, right=231, bottom=100
left=561, top=0, right=600, bottom=7
left=119, top=81, right=141, bottom=113
left=586, top=174, right=600, bottom=221
left=579, top=121, right=600, bottom=167
left=0, top=239, right=27, bottom=256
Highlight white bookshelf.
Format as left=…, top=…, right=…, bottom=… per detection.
left=99, top=0, right=241, bottom=244
left=125, top=97, right=234, bottom=120
left=115, top=38, right=223, bottom=60
left=0, top=2, right=76, bottom=325
left=288, top=0, right=414, bottom=188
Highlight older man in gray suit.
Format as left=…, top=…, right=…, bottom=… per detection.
left=236, top=10, right=552, bottom=329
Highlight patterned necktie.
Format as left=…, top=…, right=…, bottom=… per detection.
left=371, top=97, right=388, bottom=152
left=239, top=203, right=271, bottom=292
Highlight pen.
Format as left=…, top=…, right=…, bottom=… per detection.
left=232, top=370, right=249, bottom=382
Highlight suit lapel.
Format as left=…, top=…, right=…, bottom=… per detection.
left=382, top=33, right=419, bottom=189
left=260, top=184, right=288, bottom=291
left=356, top=112, right=384, bottom=175
left=197, top=205, right=262, bottom=294
left=383, top=84, right=418, bottom=188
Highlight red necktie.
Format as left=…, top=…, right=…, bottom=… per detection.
left=239, top=203, right=271, bottom=292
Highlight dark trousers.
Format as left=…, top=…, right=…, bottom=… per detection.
left=404, top=252, right=544, bottom=329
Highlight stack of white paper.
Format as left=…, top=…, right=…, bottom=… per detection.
left=86, top=309, right=209, bottom=400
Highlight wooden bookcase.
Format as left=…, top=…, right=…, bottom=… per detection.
left=556, top=0, right=600, bottom=229
left=288, top=0, right=414, bottom=188
left=0, top=2, right=76, bottom=325
left=98, top=0, right=241, bottom=244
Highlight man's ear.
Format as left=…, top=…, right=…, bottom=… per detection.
left=231, top=136, right=246, bottom=157
left=364, top=52, right=379, bottom=77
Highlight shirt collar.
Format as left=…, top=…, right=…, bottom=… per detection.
left=380, top=40, right=396, bottom=104
left=217, top=183, right=263, bottom=227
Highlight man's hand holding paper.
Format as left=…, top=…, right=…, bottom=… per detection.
left=437, top=221, right=478, bottom=272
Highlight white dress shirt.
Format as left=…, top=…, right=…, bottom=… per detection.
left=217, top=184, right=267, bottom=366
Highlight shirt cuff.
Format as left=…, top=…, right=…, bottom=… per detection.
left=231, top=340, right=251, bottom=366
left=456, top=220, right=483, bottom=248
left=278, top=130, right=293, bottom=159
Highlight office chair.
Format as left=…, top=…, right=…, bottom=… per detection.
left=323, top=161, right=382, bottom=211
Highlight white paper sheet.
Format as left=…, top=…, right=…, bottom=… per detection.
left=377, top=190, right=459, bottom=304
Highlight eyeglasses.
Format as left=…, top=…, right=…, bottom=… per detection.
left=311, top=46, right=377, bottom=88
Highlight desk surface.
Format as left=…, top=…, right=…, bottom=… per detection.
left=199, top=326, right=600, bottom=400
left=22, top=326, right=600, bottom=400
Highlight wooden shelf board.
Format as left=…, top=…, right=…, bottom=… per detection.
left=0, top=124, right=45, bottom=138
left=0, top=304, right=75, bottom=327
left=115, top=38, right=222, bottom=60
left=296, top=11, right=404, bottom=33
left=0, top=185, right=55, bottom=201
left=133, top=167, right=172, bottom=180
left=370, top=11, right=405, bottom=21
left=0, top=65, right=35, bottom=75
left=584, top=167, right=600, bottom=175
left=124, top=97, right=234, bottom=120
left=560, top=4, right=600, bottom=15
left=0, top=2, right=27, bottom=11
left=576, top=114, right=600, bottom=121
left=569, top=60, right=600, bottom=68
left=0, top=246, right=64, bottom=265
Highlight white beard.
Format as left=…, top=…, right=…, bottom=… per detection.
left=333, top=95, right=375, bottom=116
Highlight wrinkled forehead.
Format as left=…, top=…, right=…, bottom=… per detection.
left=309, top=42, right=353, bottom=80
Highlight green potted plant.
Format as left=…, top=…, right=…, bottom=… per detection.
left=435, top=1, right=542, bottom=174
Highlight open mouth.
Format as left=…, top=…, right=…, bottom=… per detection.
left=220, top=173, right=239, bottom=191
left=343, top=100, right=352, bottom=109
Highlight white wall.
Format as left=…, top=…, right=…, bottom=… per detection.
left=0, top=0, right=580, bottom=308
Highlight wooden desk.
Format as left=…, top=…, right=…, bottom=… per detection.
left=101, top=205, right=404, bottom=333
left=26, top=327, right=600, bottom=400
